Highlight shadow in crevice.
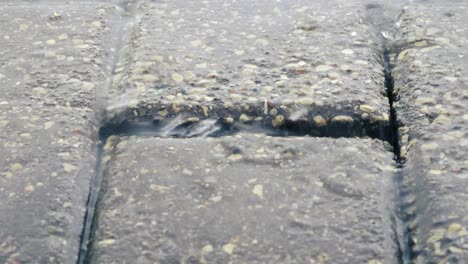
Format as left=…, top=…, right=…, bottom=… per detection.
left=98, top=115, right=392, bottom=143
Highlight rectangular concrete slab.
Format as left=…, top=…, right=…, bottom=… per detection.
left=107, top=0, right=390, bottom=138
left=89, top=135, right=398, bottom=263
left=0, top=3, right=122, bottom=262
left=390, top=2, right=468, bottom=262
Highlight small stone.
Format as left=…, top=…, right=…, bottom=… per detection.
left=415, top=97, right=437, bottom=105
left=195, top=63, right=207, bottom=69
left=327, top=72, right=340, bottom=80
left=315, top=65, right=333, bottom=72
left=313, top=115, right=327, bottom=127
left=426, top=27, right=440, bottom=36
left=447, top=223, right=463, bottom=234
left=296, top=19, right=318, bottom=31
left=46, top=39, right=56, bottom=45
left=151, top=55, right=164, bottom=62
left=190, top=40, right=202, bottom=47
left=317, top=253, right=329, bottom=262
left=58, top=34, right=68, bottom=40
left=44, top=121, right=55, bottom=129
left=171, top=73, right=184, bottom=82
left=444, top=76, right=458, bottom=82
left=222, top=243, right=235, bottom=255
left=32, top=87, right=47, bottom=96
left=82, top=82, right=95, bottom=91
left=97, top=239, right=116, bottom=247
left=48, top=12, right=61, bottom=20
left=234, top=50, right=245, bottom=55
left=272, top=115, right=285, bottom=127
left=182, top=169, right=193, bottom=176
left=187, top=117, right=200, bottom=122
left=201, top=106, right=209, bottom=116
left=63, top=163, right=77, bottom=173
left=24, top=184, right=35, bottom=193
left=209, top=196, right=222, bottom=202
left=298, top=97, right=313, bottom=106
left=200, top=256, right=207, bottom=264
left=44, top=51, right=56, bottom=58
left=228, top=154, right=242, bottom=161
left=225, top=117, right=234, bottom=124
left=433, top=115, right=451, bottom=125
left=0, top=120, right=9, bottom=128
left=341, top=49, right=354, bottom=55
left=354, top=60, right=368, bottom=65
left=158, top=109, right=168, bottom=117
left=10, top=163, right=23, bottom=171
left=255, top=39, right=269, bottom=46
left=230, top=94, right=242, bottom=101
left=421, top=143, right=438, bottom=151
left=150, top=184, right=171, bottom=193
left=331, top=115, right=353, bottom=123
left=239, top=114, right=252, bottom=122
left=92, top=21, right=102, bottom=28
left=253, top=184, right=263, bottom=198
left=415, top=41, right=427, bottom=47
left=201, top=244, right=213, bottom=254
left=359, top=105, right=375, bottom=113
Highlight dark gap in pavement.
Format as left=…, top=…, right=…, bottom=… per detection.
left=367, top=3, right=413, bottom=262
left=78, top=133, right=106, bottom=264
left=383, top=48, right=413, bottom=264
left=98, top=116, right=392, bottom=140
left=77, top=1, right=138, bottom=263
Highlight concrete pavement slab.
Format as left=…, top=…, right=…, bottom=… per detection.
left=390, top=2, right=468, bottom=262
left=89, top=134, right=398, bottom=263
left=0, top=3, right=122, bottom=262
left=107, top=0, right=390, bottom=138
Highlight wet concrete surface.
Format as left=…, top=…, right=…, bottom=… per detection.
left=89, top=135, right=397, bottom=263
left=0, top=0, right=466, bottom=263
left=390, top=1, right=468, bottom=262
left=106, top=0, right=391, bottom=137
left=0, top=3, right=122, bottom=263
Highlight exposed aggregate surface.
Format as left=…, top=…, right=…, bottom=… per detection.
left=107, top=0, right=391, bottom=138
left=390, top=1, right=468, bottom=262
left=0, top=0, right=466, bottom=263
left=0, top=3, right=122, bottom=263
left=90, top=135, right=396, bottom=264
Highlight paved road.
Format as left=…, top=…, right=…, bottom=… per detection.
left=0, top=0, right=466, bottom=263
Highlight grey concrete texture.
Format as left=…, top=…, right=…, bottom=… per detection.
left=390, top=1, right=468, bottom=262
left=89, top=134, right=398, bottom=263
left=106, top=0, right=390, bottom=137
left=0, top=3, right=122, bottom=263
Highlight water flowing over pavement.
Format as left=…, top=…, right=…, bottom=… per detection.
left=0, top=0, right=466, bottom=263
